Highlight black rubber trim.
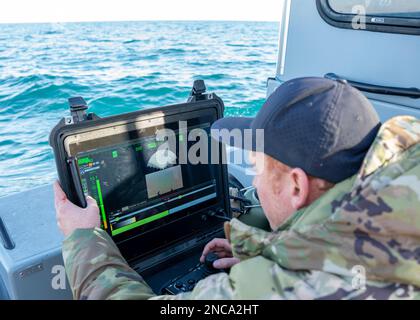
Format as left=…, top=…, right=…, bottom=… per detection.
left=325, top=73, right=420, bottom=99
left=0, top=216, right=15, bottom=250
left=317, top=0, right=420, bottom=36
left=266, top=76, right=278, bottom=87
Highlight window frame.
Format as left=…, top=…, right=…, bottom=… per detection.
left=316, top=0, right=420, bottom=35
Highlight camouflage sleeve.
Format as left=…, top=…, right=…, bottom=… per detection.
left=151, top=273, right=236, bottom=300
left=62, top=228, right=236, bottom=300
left=62, top=228, right=156, bottom=300
left=63, top=228, right=341, bottom=300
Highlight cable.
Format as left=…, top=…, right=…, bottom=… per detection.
left=205, top=210, right=231, bottom=222
left=212, top=214, right=231, bottom=222
left=229, top=195, right=252, bottom=205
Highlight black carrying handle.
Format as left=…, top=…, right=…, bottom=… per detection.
left=67, top=157, right=88, bottom=209
left=325, top=73, right=420, bottom=99
left=0, top=216, right=15, bottom=250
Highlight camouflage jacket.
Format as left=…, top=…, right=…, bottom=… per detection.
left=62, top=116, right=420, bottom=300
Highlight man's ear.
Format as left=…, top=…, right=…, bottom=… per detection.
left=289, top=168, right=310, bottom=210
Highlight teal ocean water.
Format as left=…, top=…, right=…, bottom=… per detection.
left=0, top=21, right=278, bottom=197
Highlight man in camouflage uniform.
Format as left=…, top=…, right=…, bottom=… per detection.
left=55, top=78, right=420, bottom=299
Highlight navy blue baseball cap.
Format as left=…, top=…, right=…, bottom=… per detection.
left=212, top=77, right=381, bottom=183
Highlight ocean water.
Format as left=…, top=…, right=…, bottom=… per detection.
left=0, top=21, right=279, bottom=198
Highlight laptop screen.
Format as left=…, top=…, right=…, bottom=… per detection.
left=64, top=107, right=227, bottom=248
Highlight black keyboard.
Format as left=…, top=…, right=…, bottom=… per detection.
left=161, top=252, right=223, bottom=294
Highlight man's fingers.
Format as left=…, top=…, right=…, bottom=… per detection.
left=53, top=181, right=66, bottom=200
left=54, top=182, right=68, bottom=214
left=200, top=241, right=218, bottom=261
left=85, top=196, right=98, bottom=209
left=54, top=181, right=68, bottom=212
left=213, top=257, right=240, bottom=269
left=202, top=238, right=230, bottom=257
left=200, top=238, right=232, bottom=263
left=213, top=251, right=231, bottom=259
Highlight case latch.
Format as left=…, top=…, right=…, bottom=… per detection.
left=188, top=80, right=210, bottom=102
left=68, top=96, right=90, bottom=124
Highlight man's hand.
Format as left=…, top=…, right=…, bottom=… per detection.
left=200, top=238, right=240, bottom=269
left=54, top=181, right=101, bottom=237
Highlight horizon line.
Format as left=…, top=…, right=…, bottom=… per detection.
left=0, top=18, right=279, bottom=25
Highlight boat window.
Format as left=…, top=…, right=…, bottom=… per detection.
left=317, top=0, right=420, bottom=35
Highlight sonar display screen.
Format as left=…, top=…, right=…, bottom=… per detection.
left=74, top=116, right=219, bottom=239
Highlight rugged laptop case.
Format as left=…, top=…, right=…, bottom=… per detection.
left=47, top=81, right=231, bottom=293
left=49, top=81, right=227, bottom=208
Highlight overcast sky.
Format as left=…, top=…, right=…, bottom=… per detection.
left=0, top=0, right=282, bottom=23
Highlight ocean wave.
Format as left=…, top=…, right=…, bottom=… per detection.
left=43, top=30, right=63, bottom=35
left=0, top=21, right=278, bottom=198
left=123, top=39, right=143, bottom=44
left=156, top=48, right=187, bottom=55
